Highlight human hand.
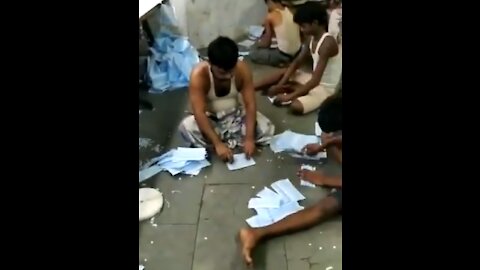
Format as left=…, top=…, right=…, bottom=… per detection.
left=320, top=132, right=335, bottom=145
left=267, top=85, right=283, bottom=97
left=301, top=143, right=324, bottom=156
left=273, top=94, right=292, bottom=106
left=243, top=139, right=256, bottom=159
left=215, top=142, right=233, bottom=163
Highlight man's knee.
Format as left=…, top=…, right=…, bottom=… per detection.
left=290, top=100, right=304, bottom=115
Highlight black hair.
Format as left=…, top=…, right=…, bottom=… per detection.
left=207, top=36, right=239, bottom=71
left=293, top=2, right=329, bottom=27
left=264, top=0, right=282, bottom=3
left=317, top=94, right=342, bottom=133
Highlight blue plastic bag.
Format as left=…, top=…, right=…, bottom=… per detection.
left=147, top=4, right=200, bottom=93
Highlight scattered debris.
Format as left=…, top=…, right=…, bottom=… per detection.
left=139, top=147, right=211, bottom=182
left=178, top=177, right=182, bottom=180
left=326, top=267, right=333, bottom=270
left=333, top=246, right=337, bottom=249
left=150, top=241, right=154, bottom=244
left=210, top=189, right=214, bottom=193
left=246, top=179, right=306, bottom=228
left=318, top=246, right=323, bottom=250
left=139, top=138, right=154, bottom=149
left=204, top=237, right=208, bottom=240
left=171, top=190, right=182, bottom=194
left=308, top=243, right=312, bottom=246
left=251, top=186, right=255, bottom=189
left=164, top=198, right=171, bottom=208
left=139, top=265, right=145, bottom=270
left=152, top=223, right=158, bottom=227
left=144, top=258, right=148, bottom=262
left=153, top=144, right=161, bottom=153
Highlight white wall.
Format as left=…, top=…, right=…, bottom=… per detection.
left=171, top=0, right=266, bottom=48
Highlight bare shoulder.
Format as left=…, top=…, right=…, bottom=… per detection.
left=319, top=35, right=339, bottom=58
left=190, top=62, right=209, bottom=90
left=191, top=61, right=209, bottom=80
left=268, top=9, right=282, bottom=23
left=235, top=61, right=252, bottom=79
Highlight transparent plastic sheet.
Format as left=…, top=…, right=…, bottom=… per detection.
left=147, top=3, right=200, bottom=93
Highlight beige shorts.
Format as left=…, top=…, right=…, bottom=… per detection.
left=291, top=70, right=335, bottom=114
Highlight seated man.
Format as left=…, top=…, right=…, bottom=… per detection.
left=303, top=85, right=342, bottom=163
left=238, top=85, right=342, bottom=267
left=178, top=36, right=275, bottom=162
left=249, top=0, right=302, bottom=67
left=254, top=2, right=342, bottom=115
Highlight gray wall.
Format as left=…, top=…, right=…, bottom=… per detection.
left=171, top=0, right=266, bottom=48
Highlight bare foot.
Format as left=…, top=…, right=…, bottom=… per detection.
left=297, top=169, right=329, bottom=186
left=238, top=228, right=260, bottom=267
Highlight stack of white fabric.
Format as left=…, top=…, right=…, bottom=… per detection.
left=246, top=179, right=306, bottom=228
left=270, top=130, right=326, bottom=160
left=139, top=147, right=210, bottom=182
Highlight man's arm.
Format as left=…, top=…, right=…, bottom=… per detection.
left=276, top=40, right=310, bottom=86
left=189, top=67, right=222, bottom=146
left=257, top=14, right=274, bottom=48
left=288, top=37, right=338, bottom=99
left=238, top=62, right=256, bottom=142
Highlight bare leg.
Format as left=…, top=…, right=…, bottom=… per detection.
left=239, top=196, right=340, bottom=267
left=254, top=68, right=288, bottom=91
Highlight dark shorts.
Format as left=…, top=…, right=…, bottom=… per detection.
left=329, top=189, right=342, bottom=209
left=249, top=44, right=301, bottom=67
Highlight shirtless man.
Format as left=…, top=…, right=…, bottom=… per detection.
left=249, top=0, right=302, bottom=67
left=239, top=142, right=342, bottom=267
left=254, top=2, right=342, bottom=115
left=178, top=36, right=275, bottom=162
left=238, top=80, right=342, bottom=267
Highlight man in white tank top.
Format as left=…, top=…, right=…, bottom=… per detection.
left=178, top=37, right=275, bottom=163
left=254, top=2, right=342, bottom=115
left=249, top=0, right=302, bottom=67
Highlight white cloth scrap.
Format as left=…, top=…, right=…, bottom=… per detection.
left=300, top=164, right=316, bottom=188
left=245, top=179, right=305, bottom=228
left=139, top=147, right=210, bottom=182
left=226, top=153, right=256, bottom=171
left=270, top=130, right=320, bottom=154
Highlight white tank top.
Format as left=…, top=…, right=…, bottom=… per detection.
left=273, top=8, right=301, bottom=55
left=309, top=33, right=342, bottom=89
left=206, top=66, right=240, bottom=114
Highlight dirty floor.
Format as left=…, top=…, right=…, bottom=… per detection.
left=139, top=61, right=342, bottom=270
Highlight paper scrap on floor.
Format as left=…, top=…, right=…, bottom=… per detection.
left=139, top=265, right=145, bottom=270
left=238, top=39, right=255, bottom=48
left=227, top=153, right=256, bottom=171
left=139, top=138, right=154, bottom=149
left=270, top=130, right=322, bottom=161
left=300, top=164, right=316, bottom=188
left=245, top=178, right=305, bottom=228
left=248, top=25, right=264, bottom=39
left=315, top=122, right=322, bottom=136
left=139, top=147, right=210, bottom=182
left=290, top=151, right=327, bottom=160
left=267, top=94, right=292, bottom=105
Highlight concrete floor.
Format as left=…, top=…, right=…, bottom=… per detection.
left=139, top=62, right=342, bottom=270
